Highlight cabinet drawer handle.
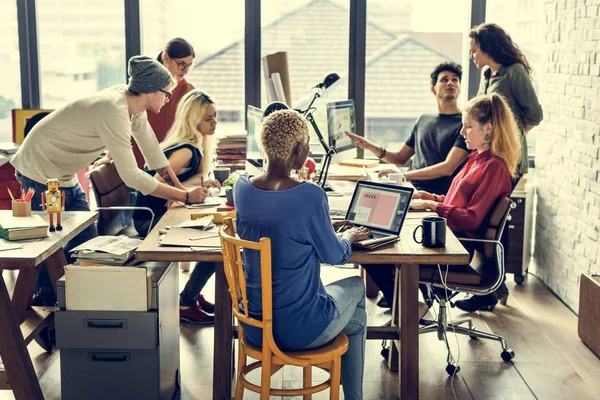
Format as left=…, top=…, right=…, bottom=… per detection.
left=89, top=353, right=130, bottom=362
left=85, top=319, right=126, bottom=329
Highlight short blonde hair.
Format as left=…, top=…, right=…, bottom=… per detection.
left=261, top=110, right=309, bottom=162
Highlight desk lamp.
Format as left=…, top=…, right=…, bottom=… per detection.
left=296, top=72, right=340, bottom=190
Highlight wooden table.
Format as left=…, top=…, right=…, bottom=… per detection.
left=0, top=211, right=97, bottom=400
left=137, top=204, right=469, bottom=400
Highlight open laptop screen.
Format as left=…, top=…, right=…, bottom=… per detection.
left=346, top=181, right=413, bottom=235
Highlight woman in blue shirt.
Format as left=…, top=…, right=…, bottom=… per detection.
left=234, top=110, right=370, bottom=400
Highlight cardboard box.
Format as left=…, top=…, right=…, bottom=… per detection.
left=65, top=265, right=148, bottom=311
left=578, top=274, right=600, bottom=359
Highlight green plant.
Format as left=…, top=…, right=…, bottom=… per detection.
left=222, top=174, right=239, bottom=188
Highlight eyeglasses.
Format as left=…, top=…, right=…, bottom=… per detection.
left=469, top=49, right=475, bottom=58
left=159, top=89, right=173, bottom=100
left=175, top=60, right=195, bottom=71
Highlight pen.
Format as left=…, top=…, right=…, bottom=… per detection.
left=336, top=225, right=348, bottom=233
left=7, top=188, right=14, bottom=201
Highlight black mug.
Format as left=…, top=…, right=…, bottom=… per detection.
left=413, top=216, right=446, bottom=248
left=213, top=167, right=231, bottom=184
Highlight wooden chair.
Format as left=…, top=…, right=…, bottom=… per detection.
left=88, top=162, right=154, bottom=237
left=418, top=196, right=516, bottom=375
left=219, top=218, right=349, bottom=400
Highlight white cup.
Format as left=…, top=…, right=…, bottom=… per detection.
left=388, top=172, right=406, bottom=185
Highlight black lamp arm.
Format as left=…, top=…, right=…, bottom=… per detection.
left=305, top=111, right=335, bottom=189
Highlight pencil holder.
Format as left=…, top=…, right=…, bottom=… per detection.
left=12, top=200, right=32, bottom=217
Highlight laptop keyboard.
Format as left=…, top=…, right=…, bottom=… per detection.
left=370, top=232, right=390, bottom=239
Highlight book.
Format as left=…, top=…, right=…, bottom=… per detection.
left=70, top=235, right=142, bottom=265
left=0, top=212, right=48, bottom=241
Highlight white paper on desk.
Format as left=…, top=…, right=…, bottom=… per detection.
left=176, top=216, right=214, bottom=229
left=178, top=197, right=223, bottom=208
left=160, top=227, right=220, bottom=247
left=0, top=239, right=23, bottom=252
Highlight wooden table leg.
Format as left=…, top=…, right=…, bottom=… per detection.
left=44, top=250, right=67, bottom=296
left=12, top=267, right=41, bottom=324
left=213, top=261, right=233, bottom=400
left=360, top=266, right=379, bottom=298
left=0, top=274, right=44, bottom=399
left=387, top=267, right=400, bottom=371
left=399, top=264, right=419, bottom=400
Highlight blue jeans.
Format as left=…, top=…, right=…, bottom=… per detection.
left=15, top=171, right=98, bottom=302
left=301, top=276, right=366, bottom=400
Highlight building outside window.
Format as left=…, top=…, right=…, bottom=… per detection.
left=0, top=1, right=21, bottom=142
left=37, top=0, right=125, bottom=109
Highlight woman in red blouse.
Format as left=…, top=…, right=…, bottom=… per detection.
left=363, top=93, right=522, bottom=313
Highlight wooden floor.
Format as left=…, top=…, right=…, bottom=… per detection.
left=1, top=264, right=600, bottom=400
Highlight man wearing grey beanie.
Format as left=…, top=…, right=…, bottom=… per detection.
left=11, top=54, right=209, bottom=306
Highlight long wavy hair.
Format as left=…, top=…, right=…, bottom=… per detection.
left=160, top=90, right=214, bottom=176
left=469, top=23, right=532, bottom=75
left=463, top=93, right=522, bottom=177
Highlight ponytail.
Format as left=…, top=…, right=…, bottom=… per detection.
left=463, top=94, right=522, bottom=177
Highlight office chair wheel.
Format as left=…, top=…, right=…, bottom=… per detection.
left=445, top=363, right=460, bottom=376
left=381, top=346, right=390, bottom=359
left=501, top=348, right=515, bottom=362
left=514, top=274, right=525, bottom=285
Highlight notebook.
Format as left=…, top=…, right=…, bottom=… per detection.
left=344, top=180, right=413, bottom=247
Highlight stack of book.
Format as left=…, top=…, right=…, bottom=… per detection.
left=70, top=235, right=142, bottom=266
left=216, top=134, right=246, bottom=169
left=0, top=211, right=48, bottom=241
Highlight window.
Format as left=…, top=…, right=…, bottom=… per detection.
left=261, top=0, right=350, bottom=155
left=364, top=0, right=470, bottom=153
left=0, top=2, right=21, bottom=142
left=141, top=1, right=245, bottom=138
left=37, top=0, right=126, bottom=109
left=486, top=0, right=545, bottom=158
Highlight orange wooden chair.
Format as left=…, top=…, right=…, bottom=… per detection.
left=219, top=218, right=349, bottom=400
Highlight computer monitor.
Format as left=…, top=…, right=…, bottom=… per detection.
left=246, top=105, right=264, bottom=170
left=327, top=100, right=357, bottom=163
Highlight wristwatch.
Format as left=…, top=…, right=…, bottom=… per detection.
left=377, top=147, right=387, bottom=159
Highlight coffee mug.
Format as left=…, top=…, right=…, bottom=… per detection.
left=213, top=167, right=231, bottom=184
left=413, top=216, right=446, bottom=248
left=388, top=172, right=406, bottom=185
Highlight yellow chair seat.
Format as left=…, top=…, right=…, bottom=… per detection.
left=242, top=332, right=349, bottom=366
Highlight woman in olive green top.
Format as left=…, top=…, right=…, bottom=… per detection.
left=469, top=23, right=543, bottom=182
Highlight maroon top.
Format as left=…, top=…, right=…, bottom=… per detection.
left=436, top=150, right=511, bottom=236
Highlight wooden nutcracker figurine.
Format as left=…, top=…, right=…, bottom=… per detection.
left=42, top=178, right=65, bottom=232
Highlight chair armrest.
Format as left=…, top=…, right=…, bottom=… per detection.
left=95, top=206, right=155, bottom=236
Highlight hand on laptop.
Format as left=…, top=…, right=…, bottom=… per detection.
left=342, top=226, right=371, bottom=243
left=333, top=220, right=353, bottom=232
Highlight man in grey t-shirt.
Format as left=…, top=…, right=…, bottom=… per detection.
left=347, top=62, right=470, bottom=195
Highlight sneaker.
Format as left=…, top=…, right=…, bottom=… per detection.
left=377, top=296, right=391, bottom=309
left=180, top=305, right=215, bottom=325
left=196, top=294, right=215, bottom=314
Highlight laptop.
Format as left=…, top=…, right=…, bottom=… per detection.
left=345, top=180, right=414, bottom=248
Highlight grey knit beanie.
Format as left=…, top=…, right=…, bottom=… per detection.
left=127, top=55, right=173, bottom=93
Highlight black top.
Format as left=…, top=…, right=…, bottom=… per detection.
left=405, top=113, right=468, bottom=195
left=133, top=143, right=202, bottom=230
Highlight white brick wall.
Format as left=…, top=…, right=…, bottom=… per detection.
left=536, top=0, right=600, bottom=310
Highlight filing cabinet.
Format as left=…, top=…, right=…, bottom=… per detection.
left=56, top=262, right=179, bottom=400
left=507, top=185, right=534, bottom=284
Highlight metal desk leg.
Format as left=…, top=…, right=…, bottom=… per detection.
left=399, top=263, right=419, bottom=400
left=213, top=261, right=233, bottom=400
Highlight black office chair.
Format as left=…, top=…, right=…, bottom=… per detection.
left=88, top=162, right=153, bottom=238
left=417, top=196, right=516, bottom=375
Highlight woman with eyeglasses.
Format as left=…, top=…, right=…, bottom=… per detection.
left=134, top=89, right=221, bottom=325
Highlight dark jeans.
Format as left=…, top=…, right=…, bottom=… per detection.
left=179, top=262, right=216, bottom=307
left=15, top=171, right=98, bottom=302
